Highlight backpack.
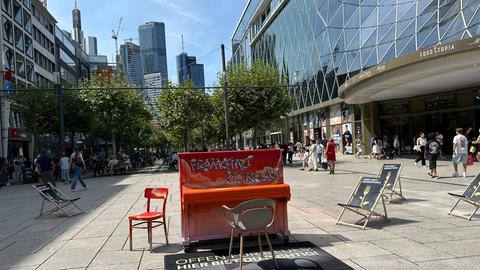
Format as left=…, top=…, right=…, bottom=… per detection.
left=74, top=153, right=84, bottom=168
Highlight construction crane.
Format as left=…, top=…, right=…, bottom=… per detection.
left=112, top=17, right=123, bottom=68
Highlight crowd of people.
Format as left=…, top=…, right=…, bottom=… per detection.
left=412, top=127, right=480, bottom=179
left=0, top=147, right=160, bottom=190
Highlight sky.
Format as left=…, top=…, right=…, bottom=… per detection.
left=47, top=0, right=249, bottom=86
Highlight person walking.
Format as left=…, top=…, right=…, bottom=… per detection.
left=287, top=142, right=294, bottom=164
left=70, top=148, right=87, bottom=192
left=36, top=150, right=55, bottom=186
left=393, top=135, right=400, bottom=156
left=14, top=156, right=24, bottom=183
left=452, top=128, right=468, bottom=178
left=425, top=133, right=440, bottom=179
left=60, top=153, right=70, bottom=184
left=355, top=137, right=364, bottom=159
left=0, top=157, right=8, bottom=188
left=300, top=142, right=310, bottom=171
left=317, top=139, right=324, bottom=165
left=414, top=132, right=427, bottom=167
left=308, top=140, right=318, bottom=171
left=325, top=138, right=336, bottom=174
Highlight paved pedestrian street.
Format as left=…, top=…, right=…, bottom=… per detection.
left=1, top=157, right=480, bottom=270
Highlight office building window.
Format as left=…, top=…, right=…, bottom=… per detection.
left=23, top=0, right=29, bottom=9
left=22, top=9, right=30, bottom=33
left=26, top=60, right=33, bottom=82
left=14, top=25, right=23, bottom=50
left=16, top=53, right=25, bottom=78
left=2, top=16, right=12, bottom=43
left=3, top=45, right=14, bottom=71
left=24, top=34, right=32, bottom=57
left=2, top=0, right=11, bottom=16
left=13, top=1, right=21, bottom=25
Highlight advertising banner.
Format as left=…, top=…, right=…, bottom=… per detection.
left=348, top=177, right=384, bottom=210
left=379, top=164, right=401, bottom=189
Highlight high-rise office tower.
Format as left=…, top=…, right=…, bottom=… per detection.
left=72, top=0, right=83, bottom=47
left=138, top=21, right=168, bottom=86
left=84, top=36, right=98, bottom=56
left=176, top=52, right=205, bottom=88
left=120, top=41, right=143, bottom=86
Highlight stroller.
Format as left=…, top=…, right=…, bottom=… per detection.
left=380, top=146, right=395, bottom=159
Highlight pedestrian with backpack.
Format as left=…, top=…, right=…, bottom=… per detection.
left=69, top=148, right=87, bottom=192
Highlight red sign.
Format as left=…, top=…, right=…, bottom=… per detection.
left=3, top=70, right=13, bottom=81
left=178, top=149, right=284, bottom=189
left=10, top=128, right=20, bottom=138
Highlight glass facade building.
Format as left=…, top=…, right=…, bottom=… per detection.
left=233, top=0, right=480, bottom=111
left=120, top=41, right=143, bottom=86
left=232, top=0, right=480, bottom=149
left=138, top=21, right=168, bottom=86
left=176, top=52, right=205, bottom=88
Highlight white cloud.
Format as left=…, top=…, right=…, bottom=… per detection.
left=146, top=0, right=211, bottom=25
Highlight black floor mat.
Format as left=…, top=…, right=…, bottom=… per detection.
left=164, top=241, right=352, bottom=270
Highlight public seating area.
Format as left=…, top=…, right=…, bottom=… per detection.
left=1, top=156, right=480, bottom=269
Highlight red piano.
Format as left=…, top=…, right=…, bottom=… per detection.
left=179, top=149, right=291, bottom=249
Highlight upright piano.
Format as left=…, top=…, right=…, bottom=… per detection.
left=179, top=149, right=291, bottom=249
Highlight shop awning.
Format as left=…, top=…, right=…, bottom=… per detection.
left=339, top=36, right=480, bottom=104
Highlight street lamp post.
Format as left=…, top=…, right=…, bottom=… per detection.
left=220, top=44, right=230, bottom=150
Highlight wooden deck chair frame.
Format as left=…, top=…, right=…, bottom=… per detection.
left=448, top=172, right=480, bottom=221
left=379, top=163, right=405, bottom=204
left=33, top=183, right=83, bottom=218
left=336, top=176, right=389, bottom=230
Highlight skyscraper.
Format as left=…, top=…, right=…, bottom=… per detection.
left=120, top=41, right=143, bottom=86
left=176, top=52, right=205, bottom=88
left=84, top=36, right=98, bottom=56
left=71, top=0, right=83, bottom=47
left=138, top=22, right=168, bottom=85
left=143, top=73, right=162, bottom=123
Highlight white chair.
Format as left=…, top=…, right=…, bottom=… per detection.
left=222, top=199, right=279, bottom=270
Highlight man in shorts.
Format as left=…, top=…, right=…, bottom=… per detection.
left=452, top=128, right=468, bottom=178
left=425, top=133, right=440, bottom=179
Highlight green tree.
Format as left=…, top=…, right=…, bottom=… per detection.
left=218, top=60, right=292, bottom=141
left=79, top=71, right=153, bottom=157
left=10, top=87, right=58, bottom=153
left=157, top=80, right=210, bottom=151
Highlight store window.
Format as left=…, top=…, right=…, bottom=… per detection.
left=2, top=0, right=11, bottom=16
left=16, top=53, right=25, bottom=78
left=3, top=45, right=14, bottom=71
left=2, top=16, right=12, bottom=43
left=13, top=0, right=21, bottom=25
left=14, top=25, right=23, bottom=50
left=22, top=9, right=30, bottom=33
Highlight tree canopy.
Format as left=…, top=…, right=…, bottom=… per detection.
left=219, top=60, right=292, bottom=134
left=157, top=80, right=211, bottom=151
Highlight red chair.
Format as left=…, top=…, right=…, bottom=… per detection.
left=128, top=188, right=169, bottom=251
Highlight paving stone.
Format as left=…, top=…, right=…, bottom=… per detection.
left=1, top=157, right=480, bottom=269
left=370, top=238, right=454, bottom=262
left=322, top=241, right=392, bottom=260
left=352, top=254, right=422, bottom=270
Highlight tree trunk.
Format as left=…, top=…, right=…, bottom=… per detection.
left=183, top=127, right=188, bottom=152
left=112, top=131, right=117, bottom=159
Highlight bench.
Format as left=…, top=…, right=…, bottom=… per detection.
left=179, top=149, right=291, bottom=250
